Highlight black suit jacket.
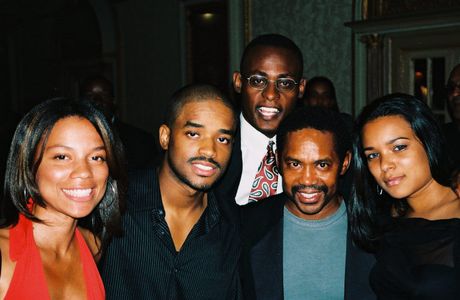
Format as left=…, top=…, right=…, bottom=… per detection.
left=240, top=193, right=376, bottom=300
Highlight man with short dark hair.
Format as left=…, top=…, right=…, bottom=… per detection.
left=215, top=34, right=306, bottom=205
left=240, top=107, right=375, bottom=299
left=100, top=84, right=242, bottom=299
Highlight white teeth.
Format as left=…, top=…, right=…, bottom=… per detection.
left=258, top=107, right=279, bottom=115
left=63, top=189, right=92, bottom=197
left=195, top=164, right=213, bottom=171
left=299, top=192, right=318, bottom=199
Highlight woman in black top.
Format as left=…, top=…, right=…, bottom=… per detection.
left=349, top=93, right=460, bottom=299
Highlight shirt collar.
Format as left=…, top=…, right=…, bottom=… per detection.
left=240, top=113, right=276, bottom=148
left=151, top=170, right=221, bottom=232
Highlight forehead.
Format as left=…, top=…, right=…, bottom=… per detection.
left=174, top=99, right=234, bottom=128
left=243, top=46, right=301, bottom=76
left=310, top=82, right=330, bottom=92
left=362, top=115, right=413, bottom=144
left=47, top=116, right=99, bottom=139
left=282, top=128, right=337, bottom=158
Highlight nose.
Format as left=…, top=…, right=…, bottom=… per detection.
left=71, top=159, right=92, bottom=179
left=380, top=153, right=395, bottom=173
left=300, top=165, right=318, bottom=186
left=262, top=80, right=280, bottom=101
left=199, top=138, right=217, bottom=159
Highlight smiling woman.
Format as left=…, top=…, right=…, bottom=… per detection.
left=349, top=93, right=460, bottom=299
left=0, top=98, right=126, bottom=299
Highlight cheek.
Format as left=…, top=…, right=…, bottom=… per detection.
left=94, top=165, right=109, bottom=182
left=36, top=166, right=69, bottom=187
left=217, top=145, right=232, bottom=163
left=318, top=171, right=338, bottom=187
left=279, top=168, right=297, bottom=186
left=281, top=96, right=297, bottom=110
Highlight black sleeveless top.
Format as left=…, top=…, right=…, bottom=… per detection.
left=371, top=218, right=460, bottom=299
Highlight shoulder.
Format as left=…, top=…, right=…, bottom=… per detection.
left=241, top=194, right=286, bottom=239
left=125, top=168, right=160, bottom=208
left=78, top=227, right=101, bottom=261
left=241, top=194, right=285, bottom=221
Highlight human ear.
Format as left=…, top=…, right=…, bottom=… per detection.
left=159, top=124, right=171, bottom=151
left=297, top=78, right=307, bottom=98
left=233, top=72, right=242, bottom=93
left=340, top=151, right=352, bottom=175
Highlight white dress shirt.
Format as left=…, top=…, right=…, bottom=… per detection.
left=235, top=114, right=283, bottom=205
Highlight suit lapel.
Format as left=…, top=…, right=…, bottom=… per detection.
left=344, top=230, right=376, bottom=300
left=250, top=218, right=284, bottom=299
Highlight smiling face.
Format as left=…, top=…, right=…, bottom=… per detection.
left=234, top=46, right=305, bottom=138
left=362, top=115, right=433, bottom=199
left=159, top=99, right=235, bottom=192
left=35, top=116, right=109, bottom=220
left=280, top=128, right=350, bottom=220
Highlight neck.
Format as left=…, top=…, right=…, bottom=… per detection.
left=406, top=179, right=459, bottom=218
left=31, top=206, right=78, bottom=256
left=158, top=161, right=207, bottom=213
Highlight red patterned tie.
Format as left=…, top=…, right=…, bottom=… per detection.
left=249, top=141, right=279, bottom=202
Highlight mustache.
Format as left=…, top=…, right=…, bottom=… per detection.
left=292, top=184, right=328, bottom=195
left=187, top=156, right=221, bottom=169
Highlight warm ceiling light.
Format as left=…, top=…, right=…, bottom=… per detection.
left=201, top=13, right=214, bottom=21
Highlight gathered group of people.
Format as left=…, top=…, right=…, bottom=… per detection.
left=0, top=33, right=459, bottom=299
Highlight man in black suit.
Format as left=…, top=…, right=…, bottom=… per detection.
left=215, top=34, right=306, bottom=205
left=240, top=107, right=375, bottom=299
left=100, top=84, right=242, bottom=299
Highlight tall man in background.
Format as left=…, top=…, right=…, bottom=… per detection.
left=215, top=34, right=306, bottom=205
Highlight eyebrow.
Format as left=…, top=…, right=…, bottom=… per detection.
left=315, top=158, right=333, bottom=164
left=363, top=136, right=410, bottom=151
left=184, top=121, right=235, bottom=136
left=46, top=145, right=106, bottom=151
left=184, top=121, right=203, bottom=128
left=284, top=156, right=300, bottom=162
left=249, top=71, right=295, bottom=79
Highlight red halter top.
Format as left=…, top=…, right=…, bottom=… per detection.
left=5, top=214, right=105, bottom=299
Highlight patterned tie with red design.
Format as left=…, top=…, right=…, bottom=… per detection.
left=249, top=141, right=279, bottom=202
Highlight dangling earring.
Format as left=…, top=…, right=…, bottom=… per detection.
left=100, top=181, right=116, bottom=208
left=377, top=185, right=383, bottom=196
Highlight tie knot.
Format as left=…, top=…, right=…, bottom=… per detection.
left=267, top=141, right=275, bottom=152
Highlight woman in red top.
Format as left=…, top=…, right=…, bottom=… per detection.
left=0, top=98, right=126, bottom=299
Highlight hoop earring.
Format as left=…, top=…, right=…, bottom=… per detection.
left=108, top=181, right=116, bottom=195
left=100, top=181, right=116, bottom=208
left=377, top=185, right=383, bottom=196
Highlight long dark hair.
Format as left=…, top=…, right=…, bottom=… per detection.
left=349, top=93, right=453, bottom=252
left=1, top=97, right=127, bottom=250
